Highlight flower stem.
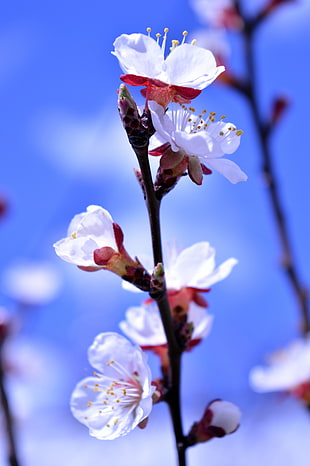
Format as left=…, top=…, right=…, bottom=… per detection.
left=0, top=345, right=20, bottom=466
left=235, top=1, right=310, bottom=334
left=132, top=142, right=186, bottom=466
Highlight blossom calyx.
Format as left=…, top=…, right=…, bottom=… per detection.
left=186, top=399, right=241, bottom=446
left=118, top=84, right=154, bottom=150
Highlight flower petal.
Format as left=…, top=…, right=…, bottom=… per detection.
left=164, top=43, right=225, bottom=88
left=206, top=157, right=248, bottom=183
left=112, top=34, right=164, bottom=78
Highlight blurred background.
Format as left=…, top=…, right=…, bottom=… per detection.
left=1, top=0, right=310, bottom=464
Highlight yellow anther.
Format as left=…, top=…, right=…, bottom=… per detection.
left=183, top=31, right=188, bottom=36
left=103, top=401, right=107, bottom=405
left=171, top=39, right=179, bottom=45
left=236, top=130, right=243, bottom=136
left=164, top=27, right=169, bottom=33
left=189, top=107, right=195, bottom=112
left=191, top=39, right=197, bottom=45
left=156, top=33, right=161, bottom=38
left=122, top=388, right=127, bottom=395
left=95, top=383, right=99, bottom=387
left=116, top=399, right=120, bottom=403
left=202, top=109, right=207, bottom=114
left=114, top=418, right=119, bottom=426
left=219, top=131, right=224, bottom=136
left=106, top=359, right=115, bottom=366
left=71, top=232, right=77, bottom=239
left=146, top=27, right=152, bottom=32
left=220, top=115, right=226, bottom=119
left=87, top=401, right=92, bottom=407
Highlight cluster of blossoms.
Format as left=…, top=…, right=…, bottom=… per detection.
left=54, top=28, right=243, bottom=448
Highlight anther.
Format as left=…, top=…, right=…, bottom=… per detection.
left=236, top=130, right=243, bottom=136
left=87, top=401, right=92, bottom=407
left=146, top=27, right=152, bottom=36
left=191, top=39, right=197, bottom=45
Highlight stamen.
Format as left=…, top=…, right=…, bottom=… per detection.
left=146, top=27, right=151, bottom=37
left=71, top=232, right=77, bottom=239
left=191, top=39, right=197, bottom=45
left=181, top=30, right=188, bottom=45
left=161, top=28, right=169, bottom=55
left=170, top=39, right=179, bottom=51
left=156, top=32, right=161, bottom=44
left=236, top=130, right=243, bottom=136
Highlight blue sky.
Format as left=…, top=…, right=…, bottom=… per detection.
left=1, top=0, right=310, bottom=465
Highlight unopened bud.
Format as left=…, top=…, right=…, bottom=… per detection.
left=186, top=399, right=241, bottom=446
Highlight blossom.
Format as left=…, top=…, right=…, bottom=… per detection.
left=112, top=29, right=225, bottom=107
left=123, top=241, right=237, bottom=293
left=2, top=262, right=61, bottom=306
left=119, top=301, right=213, bottom=348
left=54, top=205, right=117, bottom=268
left=70, top=332, right=155, bottom=440
left=149, top=101, right=247, bottom=184
left=249, top=336, right=310, bottom=395
left=54, top=205, right=151, bottom=289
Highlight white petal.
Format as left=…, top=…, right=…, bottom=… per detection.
left=189, top=303, right=214, bottom=340
left=209, top=400, right=241, bottom=433
left=149, top=101, right=176, bottom=149
left=112, top=34, right=164, bottom=78
left=173, top=130, right=213, bottom=157
left=206, top=157, right=248, bottom=183
left=164, top=43, right=225, bottom=88
left=120, top=305, right=166, bottom=346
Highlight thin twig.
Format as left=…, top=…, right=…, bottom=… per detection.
left=235, top=0, right=310, bottom=334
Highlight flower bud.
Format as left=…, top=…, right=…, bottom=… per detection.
left=187, top=399, right=241, bottom=446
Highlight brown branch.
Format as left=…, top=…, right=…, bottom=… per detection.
left=0, top=345, right=20, bottom=466
left=236, top=1, right=310, bottom=334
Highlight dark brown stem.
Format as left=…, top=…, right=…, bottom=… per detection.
left=236, top=1, right=310, bottom=334
left=133, top=142, right=186, bottom=466
left=0, top=345, right=20, bottom=466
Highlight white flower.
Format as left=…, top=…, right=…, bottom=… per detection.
left=70, top=332, right=155, bottom=440
left=123, top=241, right=237, bottom=293
left=2, top=262, right=61, bottom=306
left=149, top=101, right=247, bottom=184
left=112, top=29, right=225, bottom=107
left=249, top=336, right=310, bottom=393
left=53, top=205, right=117, bottom=268
left=120, top=301, right=213, bottom=347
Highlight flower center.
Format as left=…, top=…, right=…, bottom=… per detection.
left=168, top=103, right=243, bottom=139
left=92, top=360, right=143, bottom=408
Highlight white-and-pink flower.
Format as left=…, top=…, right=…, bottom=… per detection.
left=71, top=332, right=155, bottom=440
left=123, top=241, right=238, bottom=293
left=112, top=29, right=225, bottom=107
left=54, top=205, right=117, bottom=268
left=120, top=301, right=213, bottom=348
left=149, top=101, right=247, bottom=184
